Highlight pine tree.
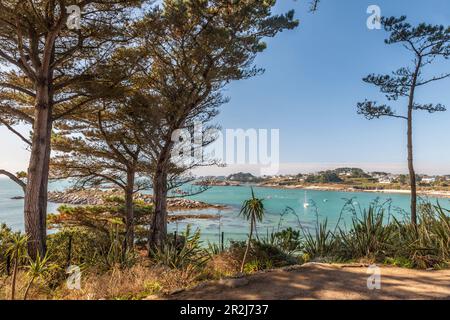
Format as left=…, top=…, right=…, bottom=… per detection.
left=357, top=16, right=450, bottom=226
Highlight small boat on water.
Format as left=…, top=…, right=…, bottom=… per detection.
left=303, top=191, right=310, bottom=208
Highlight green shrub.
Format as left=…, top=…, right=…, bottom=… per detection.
left=0, top=224, right=14, bottom=275
left=48, top=200, right=152, bottom=245
left=260, top=227, right=303, bottom=255
left=150, top=226, right=209, bottom=271
left=227, top=237, right=298, bottom=270
left=47, top=228, right=107, bottom=268
left=47, top=224, right=137, bottom=275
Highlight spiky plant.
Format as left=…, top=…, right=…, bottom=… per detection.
left=239, top=188, right=265, bottom=273
left=150, top=226, right=209, bottom=271
left=303, top=219, right=336, bottom=259
left=392, top=202, right=450, bottom=268
left=338, top=207, right=392, bottom=260
left=6, top=234, right=28, bottom=300
left=23, top=253, right=56, bottom=300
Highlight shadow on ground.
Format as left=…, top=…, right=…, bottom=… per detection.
left=167, top=263, right=450, bottom=300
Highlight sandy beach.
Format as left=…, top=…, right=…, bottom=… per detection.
left=257, top=183, right=450, bottom=198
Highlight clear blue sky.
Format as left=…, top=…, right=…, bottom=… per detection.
left=1, top=0, right=449, bottom=175
left=212, top=0, right=450, bottom=174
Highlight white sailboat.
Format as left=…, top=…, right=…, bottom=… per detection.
left=303, top=191, right=310, bottom=208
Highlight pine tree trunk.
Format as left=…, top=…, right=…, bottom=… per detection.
left=148, top=164, right=168, bottom=251
left=125, top=170, right=135, bottom=250
left=38, top=124, right=51, bottom=253
left=24, top=84, right=52, bottom=260
left=407, top=59, right=421, bottom=228
left=407, top=106, right=417, bottom=227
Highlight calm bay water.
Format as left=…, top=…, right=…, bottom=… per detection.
left=1, top=178, right=449, bottom=244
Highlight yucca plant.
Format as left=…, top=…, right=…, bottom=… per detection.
left=6, top=233, right=28, bottom=300
left=23, top=253, right=56, bottom=300
left=239, top=188, right=265, bottom=273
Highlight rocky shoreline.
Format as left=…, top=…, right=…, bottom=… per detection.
left=258, top=183, right=450, bottom=198
left=197, top=180, right=450, bottom=198
left=47, top=189, right=227, bottom=211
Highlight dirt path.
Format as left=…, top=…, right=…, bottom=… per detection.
left=169, top=263, right=450, bottom=300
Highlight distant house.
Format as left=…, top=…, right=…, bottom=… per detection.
left=378, top=174, right=396, bottom=184
left=421, top=176, right=436, bottom=184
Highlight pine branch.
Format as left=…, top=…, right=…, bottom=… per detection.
left=0, top=170, right=26, bottom=192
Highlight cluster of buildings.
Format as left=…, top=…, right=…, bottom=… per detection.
left=262, top=169, right=450, bottom=186
left=199, top=169, right=450, bottom=186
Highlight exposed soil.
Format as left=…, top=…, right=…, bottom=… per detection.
left=167, top=263, right=450, bottom=300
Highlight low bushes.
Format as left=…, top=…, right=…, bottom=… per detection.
left=298, top=202, right=450, bottom=269
left=1, top=200, right=448, bottom=300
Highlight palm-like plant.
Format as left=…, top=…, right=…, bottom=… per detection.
left=6, top=233, right=28, bottom=300
left=23, top=253, right=55, bottom=300
left=239, top=188, right=265, bottom=273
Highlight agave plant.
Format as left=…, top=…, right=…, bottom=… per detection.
left=239, top=188, right=265, bottom=273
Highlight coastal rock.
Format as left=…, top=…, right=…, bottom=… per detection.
left=47, top=189, right=227, bottom=211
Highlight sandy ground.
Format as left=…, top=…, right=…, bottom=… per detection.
left=167, top=263, right=450, bottom=300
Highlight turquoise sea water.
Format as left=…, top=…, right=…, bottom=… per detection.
left=1, top=178, right=449, bottom=244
